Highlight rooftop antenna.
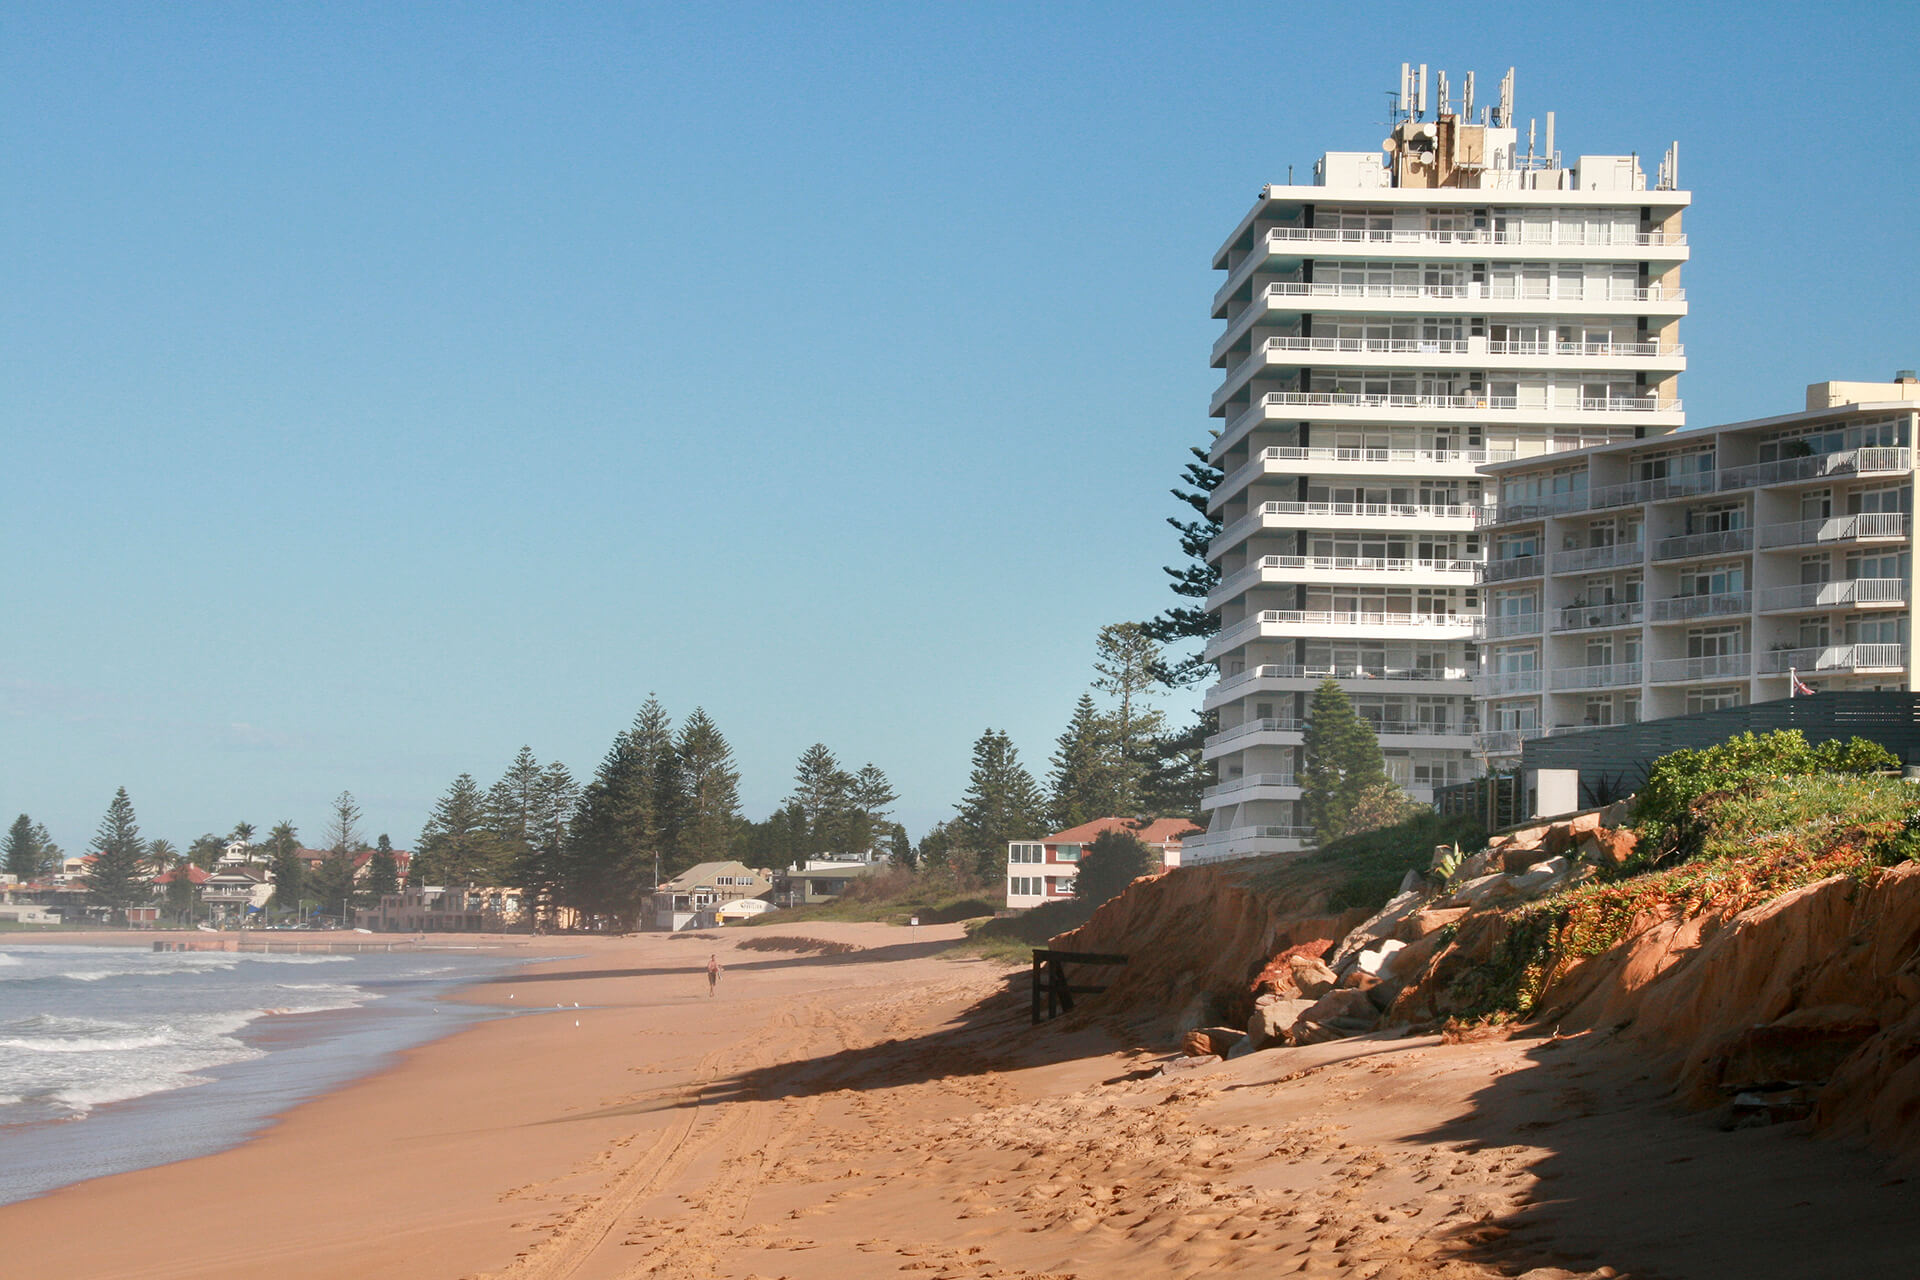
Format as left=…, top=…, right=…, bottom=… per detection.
left=1527, top=118, right=1537, bottom=164
left=1463, top=70, right=1475, bottom=122
left=1400, top=62, right=1413, bottom=119
left=1418, top=64, right=1429, bottom=119
left=1497, top=67, right=1515, bottom=128
left=1666, top=140, right=1679, bottom=189
left=1545, top=111, right=1556, bottom=165
left=1438, top=69, right=1450, bottom=116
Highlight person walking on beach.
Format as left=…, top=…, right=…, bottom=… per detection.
left=706, top=954, right=721, bottom=997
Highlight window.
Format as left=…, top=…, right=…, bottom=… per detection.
left=1008, top=843, right=1044, bottom=864
left=1847, top=616, right=1907, bottom=645
left=1687, top=687, right=1746, bottom=713
left=1686, top=625, right=1746, bottom=658
left=1850, top=486, right=1911, bottom=515
left=1848, top=550, right=1910, bottom=580
left=1009, top=877, right=1042, bottom=898
left=1054, top=844, right=1083, bottom=863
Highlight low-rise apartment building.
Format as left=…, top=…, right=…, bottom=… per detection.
left=1005, top=818, right=1201, bottom=909
left=1474, top=376, right=1919, bottom=757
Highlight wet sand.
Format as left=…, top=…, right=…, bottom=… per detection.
left=2, top=924, right=1916, bottom=1279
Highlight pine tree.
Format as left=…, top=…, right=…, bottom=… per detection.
left=1139, top=446, right=1223, bottom=687
left=263, top=821, right=304, bottom=914
left=415, top=774, right=491, bottom=887
left=1048, top=692, right=1124, bottom=828
left=952, top=729, right=1046, bottom=881
left=514, top=761, right=578, bottom=929
left=84, top=787, right=148, bottom=918
left=485, top=747, right=545, bottom=885
left=30, top=823, right=61, bottom=877
left=631, top=697, right=680, bottom=877
left=365, top=834, right=402, bottom=900
left=1092, top=623, right=1166, bottom=812
left=676, top=709, right=742, bottom=869
left=1137, top=709, right=1215, bottom=825
left=788, top=743, right=855, bottom=855
left=846, top=763, right=898, bottom=855
left=4, top=815, right=43, bottom=882
left=565, top=699, right=675, bottom=928
left=1300, top=680, right=1390, bottom=843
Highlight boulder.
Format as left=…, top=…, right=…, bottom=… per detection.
left=1287, top=952, right=1339, bottom=999
left=1578, top=827, right=1638, bottom=869
left=1245, top=997, right=1315, bottom=1051
left=1446, top=873, right=1520, bottom=909
left=1394, top=906, right=1470, bottom=942
left=1290, top=988, right=1383, bottom=1045
left=1510, top=856, right=1574, bottom=901
left=1328, top=889, right=1426, bottom=971
left=1597, top=798, right=1635, bottom=828
left=1501, top=842, right=1543, bottom=874
left=1382, top=928, right=1451, bottom=983
left=1356, top=938, right=1407, bottom=977
left=1180, top=1026, right=1245, bottom=1058
left=1540, top=824, right=1578, bottom=859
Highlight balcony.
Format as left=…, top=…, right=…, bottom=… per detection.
left=1475, top=727, right=1546, bottom=755
left=1210, top=443, right=1513, bottom=500
left=1648, top=653, right=1751, bottom=683
left=1716, top=448, right=1911, bottom=491
left=1479, top=611, right=1543, bottom=639
left=1201, top=772, right=1298, bottom=801
left=1212, top=332, right=1682, bottom=397
left=1585, top=470, right=1718, bottom=511
left=1758, top=644, right=1909, bottom=675
left=1557, top=600, right=1643, bottom=631
left=1210, top=499, right=1488, bottom=555
left=1648, top=590, right=1751, bottom=623
left=1653, top=527, right=1753, bottom=561
left=1369, top=718, right=1479, bottom=743
left=1551, top=543, right=1644, bottom=574
left=1483, top=554, right=1545, bottom=582
left=1480, top=670, right=1544, bottom=696
left=1181, top=826, right=1316, bottom=863
left=1549, top=662, right=1643, bottom=691
left=1203, top=716, right=1306, bottom=755
left=1208, top=553, right=1480, bottom=607
left=1489, top=492, right=1591, bottom=524
left=1757, top=513, right=1909, bottom=550
left=1756, top=579, right=1908, bottom=613
left=1208, top=608, right=1477, bottom=657
left=1206, top=662, right=1474, bottom=707
left=1251, top=223, right=1686, bottom=250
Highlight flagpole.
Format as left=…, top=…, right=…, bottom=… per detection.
left=1789, top=667, right=1797, bottom=699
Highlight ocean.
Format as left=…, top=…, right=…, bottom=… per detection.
left=0, top=940, right=523, bottom=1205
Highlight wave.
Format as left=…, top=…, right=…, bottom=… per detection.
left=0, top=1033, right=174, bottom=1054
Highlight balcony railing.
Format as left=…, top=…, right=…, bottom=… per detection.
left=1252, top=499, right=1488, bottom=522
left=1491, top=492, right=1591, bottom=522
left=1182, top=826, right=1316, bottom=856
left=1487, top=451, right=1913, bottom=528
left=1475, top=727, right=1546, bottom=754
left=1551, top=543, right=1644, bottom=573
left=1716, top=448, right=1911, bottom=491
left=1258, top=280, right=1685, bottom=305
left=1215, top=662, right=1475, bottom=688
left=1757, top=513, right=1909, bottom=549
left=1206, top=717, right=1306, bottom=749
left=1201, top=772, right=1297, bottom=799
left=1255, top=225, right=1686, bottom=249
left=1480, top=612, right=1543, bottom=639
left=1758, top=644, right=1908, bottom=675
left=1254, top=443, right=1514, bottom=468
left=1370, top=719, right=1478, bottom=737
left=1648, top=653, right=1751, bottom=682
left=1549, top=662, right=1643, bottom=691
left=1246, top=553, right=1480, bottom=577
left=1256, top=389, right=1676, bottom=415
left=1653, top=527, right=1753, bottom=561
left=1481, top=670, right=1544, bottom=695
left=1557, top=600, right=1643, bottom=630
left=1756, top=579, right=1909, bottom=612
left=1483, top=554, right=1545, bottom=582
left=1587, top=469, right=1718, bottom=511
left=1248, top=609, right=1474, bottom=630
left=1648, top=590, right=1752, bottom=622
left=1484, top=338, right=1679, bottom=358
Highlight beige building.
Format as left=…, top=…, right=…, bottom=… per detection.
left=649, top=861, right=773, bottom=931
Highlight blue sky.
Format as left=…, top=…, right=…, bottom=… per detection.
left=4, top=2, right=1914, bottom=851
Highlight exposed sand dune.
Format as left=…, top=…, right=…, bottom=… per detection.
left=3, top=924, right=1917, bottom=1279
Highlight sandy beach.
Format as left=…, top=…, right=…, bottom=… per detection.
left=3, top=924, right=1917, bottom=1280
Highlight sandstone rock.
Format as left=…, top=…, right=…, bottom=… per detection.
left=1446, top=873, right=1520, bottom=909
left=1707, top=1005, right=1881, bottom=1090
left=1290, top=987, right=1383, bottom=1044
left=1180, top=1026, right=1244, bottom=1058
left=1382, top=928, right=1451, bottom=983
left=1540, top=823, right=1577, bottom=858
left=1328, top=889, right=1426, bottom=972
left=1288, top=952, right=1339, bottom=999
left=1568, top=812, right=1603, bottom=835
left=1502, top=842, right=1542, bottom=874
left=1597, top=798, right=1634, bottom=828
left=1509, top=856, right=1573, bottom=901
left=1394, top=906, right=1470, bottom=942
left=1245, top=997, right=1315, bottom=1051
left=1356, top=938, right=1407, bottom=977
left=1578, top=826, right=1638, bottom=868
left=1338, top=968, right=1383, bottom=994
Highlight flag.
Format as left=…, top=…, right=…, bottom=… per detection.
left=1790, top=668, right=1815, bottom=697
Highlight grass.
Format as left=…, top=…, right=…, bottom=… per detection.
left=739, top=888, right=999, bottom=929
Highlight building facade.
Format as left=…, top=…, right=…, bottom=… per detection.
left=1193, top=65, right=1689, bottom=865
left=1475, top=380, right=1920, bottom=757
left=1005, top=817, right=1200, bottom=909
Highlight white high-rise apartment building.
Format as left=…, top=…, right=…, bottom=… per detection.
left=1189, top=66, right=1689, bottom=866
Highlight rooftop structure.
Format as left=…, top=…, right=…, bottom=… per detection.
left=1195, top=65, right=1689, bottom=866
left=1474, top=377, right=1920, bottom=758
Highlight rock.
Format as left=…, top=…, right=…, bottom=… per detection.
left=1290, top=988, right=1383, bottom=1045
left=1394, top=906, right=1470, bottom=942
left=1579, top=827, right=1638, bottom=869
left=1180, top=1026, right=1244, bottom=1058
left=1338, top=968, right=1383, bottom=994
left=1598, top=798, right=1634, bottom=828
left=1356, top=939, right=1407, bottom=977
left=1707, top=1005, right=1882, bottom=1090
left=1328, top=889, right=1426, bottom=972
left=1382, top=929, right=1451, bottom=983
left=1245, top=997, right=1315, bottom=1051
left=1447, top=873, right=1520, bottom=909
left=1501, top=842, right=1542, bottom=874
left=1510, top=856, right=1574, bottom=901
left=1429, top=843, right=1457, bottom=871
left=1288, top=953, right=1339, bottom=999
left=1540, top=824, right=1578, bottom=858
left=1397, top=868, right=1425, bottom=895
left=1503, top=824, right=1549, bottom=850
